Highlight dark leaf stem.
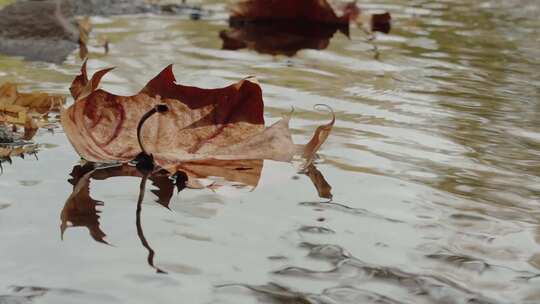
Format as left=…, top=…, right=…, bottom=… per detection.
left=135, top=104, right=169, bottom=172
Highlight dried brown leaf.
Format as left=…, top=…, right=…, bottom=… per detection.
left=0, top=83, right=65, bottom=139
left=0, top=83, right=65, bottom=113
left=229, top=0, right=359, bottom=24
left=61, top=62, right=334, bottom=184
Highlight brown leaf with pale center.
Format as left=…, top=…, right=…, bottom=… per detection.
left=61, top=62, right=334, bottom=184
left=62, top=63, right=296, bottom=165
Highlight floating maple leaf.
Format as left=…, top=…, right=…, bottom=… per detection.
left=61, top=61, right=334, bottom=184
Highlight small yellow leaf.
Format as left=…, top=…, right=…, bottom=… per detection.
left=0, top=83, right=18, bottom=105
left=0, top=83, right=65, bottom=113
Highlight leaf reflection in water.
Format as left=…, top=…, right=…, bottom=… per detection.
left=136, top=174, right=168, bottom=274
left=0, top=143, right=39, bottom=173
left=61, top=159, right=332, bottom=272
left=370, top=12, right=391, bottom=34
left=220, top=21, right=348, bottom=56
left=61, top=164, right=107, bottom=244
left=60, top=159, right=266, bottom=271
left=171, top=159, right=263, bottom=190
left=302, top=164, right=333, bottom=200
left=61, top=163, right=187, bottom=272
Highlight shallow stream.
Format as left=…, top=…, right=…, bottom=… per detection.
left=1, top=0, right=539, bottom=303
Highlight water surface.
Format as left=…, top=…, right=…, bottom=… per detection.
left=1, top=0, right=539, bottom=303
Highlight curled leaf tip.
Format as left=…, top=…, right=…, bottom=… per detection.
left=288, top=106, right=295, bottom=116
left=314, top=104, right=336, bottom=123
left=313, top=103, right=334, bottom=114
left=301, top=104, right=336, bottom=167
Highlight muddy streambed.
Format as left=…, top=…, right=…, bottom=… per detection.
left=1, top=0, right=540, bottom=303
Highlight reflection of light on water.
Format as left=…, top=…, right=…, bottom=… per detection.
left=1, top=0, right=540, bottom=302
